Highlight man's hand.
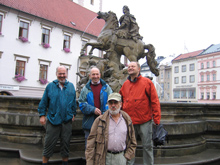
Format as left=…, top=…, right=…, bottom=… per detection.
left=72, top=115, right=75, bottom=121
left=39, top=116, right=46, bottom=125
left=94, top=108, right=101, bottom=116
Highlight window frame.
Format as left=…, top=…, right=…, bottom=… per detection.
left=201, top=63, right=204, bottom=69
left=39, top=64, right=48, bottom=80
left=213, top=73, right=216, bottom=81
left=212, top=92, right=216, bottom=100
left=174, top=77, right=179, bottom=84
left=207, top=74, right=210, bottom=81
left=0, top=14, right=3, bottom=34
left=42, top=27, right=50, bottom=44
left=19, top=20, right=29, bottom=39
left=190, top=75, right=195, bottom=83
left=174, top=66, right=179, bottom=73
left=15, top=60, right=26, bottom=76
left=182, top=65, right=186, bottom=72
left=207, top=92, right=210, bottom=100
left=207, top=61, right=210, bottom=68
left=63, top=34, right=71, bottom=49
left=189, top=63, right=195, bottom=71
left=213, top=61, right=216, bottom=68
left=201, top=75, right=204, bottom=82
left=201, top=92, right=204, bottom=100
left=182, top=76, right=186, bottom=83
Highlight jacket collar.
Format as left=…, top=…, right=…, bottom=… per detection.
left=85, top=78, right=106, bottom=89
left=53, top=79, right=68, bottom=88
left=99, top=110, right=132, bottom=124
left=128, top=74, right=142, bottom=83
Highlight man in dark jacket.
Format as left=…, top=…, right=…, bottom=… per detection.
left=78, top=67, right=112, bottom=148
left=38, top=66, right=77, bottom=165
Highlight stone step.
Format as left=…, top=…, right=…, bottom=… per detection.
left=1, top=141, right=220, bottom=165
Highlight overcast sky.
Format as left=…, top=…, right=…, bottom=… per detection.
left=102, top=0, right=220, bottom=64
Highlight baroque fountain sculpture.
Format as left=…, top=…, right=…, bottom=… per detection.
left=77, top=6, right=159, bottom=92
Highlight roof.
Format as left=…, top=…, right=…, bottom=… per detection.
left=172, top=49, right=204, bottom=62
left=0, top=0, right=104, bottom=37
left=159, top=55, right=177, bottom=66
left=199, top=43, right=220, bottom=55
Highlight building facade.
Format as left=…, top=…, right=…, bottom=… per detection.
left=197, top=44, right=220, bottom=103
left=157, top=55, right=176, bottom=102
left=0, top=0, right=104, bottom=97
left=171, top=50, right=204, bottom=102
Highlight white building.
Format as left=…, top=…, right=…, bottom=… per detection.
left=71, top=0, right=103, bottom=12
left=171, top=50, right=204, bottom=102
left=157, top=55, right=176, bottom=102
left=0, top=0, right=104, bottom=97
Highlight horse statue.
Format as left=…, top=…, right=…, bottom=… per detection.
left=80, top=11, right=159, bottom=76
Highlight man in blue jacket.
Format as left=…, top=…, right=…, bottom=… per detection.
left=78, top=66, right=112, bottom=148
left=38, top=66, right=77, bottom=165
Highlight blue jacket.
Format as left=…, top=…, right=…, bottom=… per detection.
left=78, top=79, right=112, bottom=130
left=38, top=79, right=77, bottom=125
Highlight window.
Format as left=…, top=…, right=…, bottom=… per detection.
left=213, top=74, right=216, bottom=81
left=201, top=75, right=204, bottom=82
left=42, top=28, right=50, bottom=44
left=174, top=66, right=179, bottom=73
left=207, top=74, right=210, bottom=81
left=15, top=60, right=25, bottom=76
left=207, top=61, right=210, bottom=68
left=190, top=75, right=195, bottom=83
left=161, top=71, right=163, bottom=79
left=201, top=92, right=204, bottom=100
left=19, top=21, right=29, bottom=39
left=182, top=65, right=186, bottom=72
left=213, top=61, right=216, bottom=67
left=63, top=34, right=70, bottom=49
left=174, top=90, right=180, bottom=99
left=201, top=63, right=204, bottom=69
left=91, top=0, right=94, bottom=5
left=207, top=92, right=210, bottom=100
left=188, top=89, right=195, bottom=99
left=174, top=77, right=179, bottom=84
left=212, top=92, right=216, bottom=100
left=0, top=14, right=3, bottom=34
left=181, top=90, right=187, bottom=98
left=167, top=82, right=170, bottom=89
left=167, top=71, right=170, bottom=79
left=182, top=76, right=186, bottom=83
left=189, top=64, right=195, bottom=71
left=39, top=64, right=48, bottom=80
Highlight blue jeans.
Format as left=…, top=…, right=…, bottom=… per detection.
left=128, top=120, right=153, bottom=165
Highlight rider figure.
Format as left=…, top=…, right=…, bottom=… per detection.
left=107, top=5, right=143, bottom=52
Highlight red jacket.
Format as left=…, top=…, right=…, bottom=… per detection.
left=119, top=75, right=161, bottom=125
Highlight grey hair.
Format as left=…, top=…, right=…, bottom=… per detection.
left=89, top=66, right=100, bottom=74
left=56, top=66, right=67, bottom=73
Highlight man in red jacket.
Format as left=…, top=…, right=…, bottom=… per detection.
left=119, top=61, right=161, bottom=165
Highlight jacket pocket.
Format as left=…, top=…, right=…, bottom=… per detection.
left=94, top=133, right=105, bottom=164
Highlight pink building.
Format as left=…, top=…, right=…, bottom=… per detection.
left=197, top=44, right=220, bottom=103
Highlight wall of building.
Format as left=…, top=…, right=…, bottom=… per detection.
left=172, top=58, right=198, bottom=102
left=197, top=52, right=220, bottom=103
left=0, top=7, right=100, bottom=97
